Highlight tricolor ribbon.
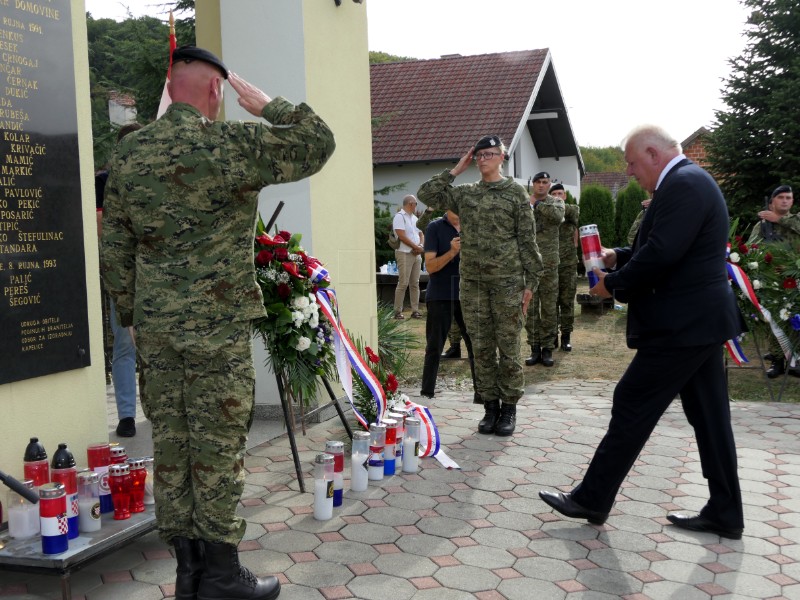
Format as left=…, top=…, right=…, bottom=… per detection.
left=310, top=264, right=385, bottom=428
left=404, top=399, right=460, bottom=469
left=726, top=243, right=798, bottom=367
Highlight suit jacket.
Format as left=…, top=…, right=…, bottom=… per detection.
left=604, top=159, right=743, bottom=349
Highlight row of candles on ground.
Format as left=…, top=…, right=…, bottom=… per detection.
left=7, top=437, right=154, bottom=554
left=313, top=414, right=421, bottom=520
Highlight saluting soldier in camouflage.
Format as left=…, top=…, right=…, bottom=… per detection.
left=101, top=46, right=334, bottom=600
left=552, top=184, right=579, bottom=351
left=418, top=135, right=542, bottom=437
left=524, top=172, right=564, bottom=368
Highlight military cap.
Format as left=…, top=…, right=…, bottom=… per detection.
left=771, top=184, right=792, bottom=198
left=549, top=183, right=564, bottom=193
left=172, top=45, right=229, bottom=79
left=533, top=171, right=551, bottom=181
left=474, top=135, right=502, bottom=152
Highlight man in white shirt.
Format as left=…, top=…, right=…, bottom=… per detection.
left=392, top=194, right=425, bottom=319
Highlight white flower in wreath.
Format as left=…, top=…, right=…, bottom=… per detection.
left=780, top=308, right=790, bottom=321
left=293, top=296, right=310, bottom=310
left=295, top=336, right=311, bottom=351
left=747, top=262, right=758, bottom=270
left=729, top=252, right=740, bottom=263
left=753, top=279, right=762, bottom=290
left=291, top=311, right=305, bottom=327
left=309, top=314, right=319, bottom=328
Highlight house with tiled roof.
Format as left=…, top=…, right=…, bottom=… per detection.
left=581, top=172, right=632, bottom=199
left=371, top=49, right=584, bottom=209
left=682, top=126, right=710, bottom=169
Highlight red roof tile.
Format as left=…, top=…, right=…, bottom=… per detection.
left=371, top=50, right=548, bottom=165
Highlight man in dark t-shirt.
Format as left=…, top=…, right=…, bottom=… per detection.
left=419, top=211, right=478, bottom=401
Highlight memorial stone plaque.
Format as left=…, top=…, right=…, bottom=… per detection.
left=0, top=0, right=91, bottom=384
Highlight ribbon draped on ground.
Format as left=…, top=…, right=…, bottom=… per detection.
left=309, top=262, right=386, bottom=429
left=308, top=259, right=457, bottom=468
left=404, top=399, right=459, bottom=469
left=726, top=244, right=798, bottom=367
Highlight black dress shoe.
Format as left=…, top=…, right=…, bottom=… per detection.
left=538, top=490, right=608, bottom=525
left=666, top=513, right=743, bottom=540
left=441, top=345, right=461, bottom=359
left=116, top=417, right=136, bottom=437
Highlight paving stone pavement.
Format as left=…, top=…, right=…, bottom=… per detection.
left=2, top=379, right=799, bottom=599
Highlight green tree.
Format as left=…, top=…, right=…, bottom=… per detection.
left=580, top=146, right=625, bottom=172
left=707, top=0, right=800, bottom=228
left=578, top=185, right=616, bottom=247
left=87, top=2, right=194, bottom=169
left=369, top=51, right=415, bottom=64
left=614, top=180, right=648, bottom=246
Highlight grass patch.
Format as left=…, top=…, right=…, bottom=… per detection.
left=394, top=279, right=799, bottom=403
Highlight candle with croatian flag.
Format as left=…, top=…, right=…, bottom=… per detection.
left=39, top=482, right=68, bottom=555
left=368, top=423, right=386, bottom=481
left=387, top=411, right=406, bottom=471
left=382, top=419, right=397, bottom=476
left=325, top=441, right=344, bottom=507
left=579, top=224, right=605, bottom=288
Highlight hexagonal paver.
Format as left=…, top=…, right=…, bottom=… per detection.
left=339, top=522, right=400, bottom=544
left=434, top=565, right=501, bottom=593
left=285, top=559, right=354, bottom=587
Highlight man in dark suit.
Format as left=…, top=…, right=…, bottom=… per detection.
left=539, top=125, right=745, bottom=540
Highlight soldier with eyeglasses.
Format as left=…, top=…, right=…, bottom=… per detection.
left=418, top=135, right=542, bottom=436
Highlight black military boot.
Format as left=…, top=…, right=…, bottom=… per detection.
left=766, top=356, right=785, bottom=379
left=172, top=537, right=203, bottom=600
left=525, top=344, right=541, bottom=366
left=441, top=344, right=461, bottom=359
left=198, top=541, right=281, bottom=600
left=560, top=333, right=572, bottom=352
left=478, top=400, right=501, bottom=434
left=495, top=403, right=516, bottom=436
left=541, top=348, right=554, bottom=367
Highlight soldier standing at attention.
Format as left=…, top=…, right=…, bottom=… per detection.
left=101, top=46, right=335, bottom=600
left=524, top=172, right=565, bottom=367
left=551, top=183, right=580, bottom=352
left=418, top=135, right=542, bottom=436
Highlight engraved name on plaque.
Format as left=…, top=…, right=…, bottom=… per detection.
left=0, top=0, right=91, bottom=384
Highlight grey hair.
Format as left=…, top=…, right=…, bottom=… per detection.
left=621, top=125, right=682, bottom=154
left=402, top=194, right=417, bottom=207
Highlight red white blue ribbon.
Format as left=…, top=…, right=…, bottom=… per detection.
left=313, top=284, right=386, bottom=429
left=404, top=399, right=459, bottom=469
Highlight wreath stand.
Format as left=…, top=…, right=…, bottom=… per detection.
left=275, top=374, right=353, bottom=493
left=725, top=327, right=798, bottom=403
left=260, top=202, right=353, bottom=492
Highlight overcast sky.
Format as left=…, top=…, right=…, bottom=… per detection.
left=84, top=0, right=751, bottom=147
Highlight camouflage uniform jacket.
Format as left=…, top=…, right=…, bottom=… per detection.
left=746, top=212, right=800, bottom=251
left=417, top=170, right=543, bottom=291
left=559, top=203, right=580, bottom=265
left=101, top=99, right=335, bottom=332
left=533, top=194, right=565, bottom=269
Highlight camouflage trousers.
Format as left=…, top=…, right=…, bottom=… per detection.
left=557, top=262, right=578, bottom=334
left=525, top=266, right=559, bottom=349
left=460, top=277, right=526, bottom=404
left=136, top=321, right=255, bottom=545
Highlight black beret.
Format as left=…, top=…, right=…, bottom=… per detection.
left=549, top=183, right=564, bottom=193
left=474, top=135, right=502, bottom=152
left=172, top=45, right=229, bottom=79
left=533, top=171, right=551, bottom=181
left=771, top=184, right=792, bottom=199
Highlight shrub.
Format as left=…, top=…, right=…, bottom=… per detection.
left=578, top=185, right=616, bottom=247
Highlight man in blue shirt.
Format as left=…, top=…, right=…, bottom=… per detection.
left=419, top=211, right=478, bottom=401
